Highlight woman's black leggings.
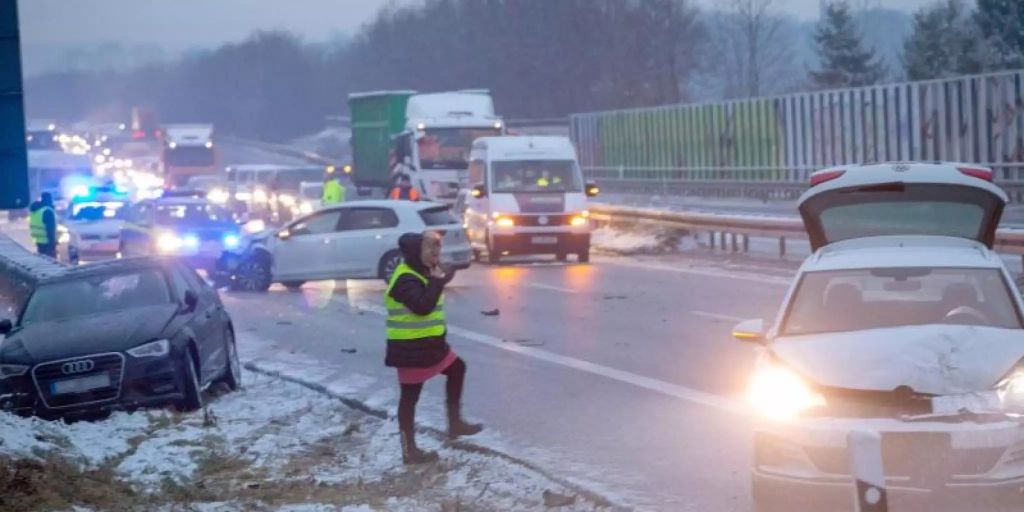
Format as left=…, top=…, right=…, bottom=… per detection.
left=398, top=357, right=466, bottom=434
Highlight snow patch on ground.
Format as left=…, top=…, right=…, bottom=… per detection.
left=592, top=225, right=694, bottom=255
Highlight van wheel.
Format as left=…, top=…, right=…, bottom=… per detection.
left=578, top=247, right=590, bottom=264
left=472, top=249, right=482, bottom=262
left=486, top=243, right=500, bottom=265
left=282, top=281, right=305, bottom=291
left=556, top=252, right=568, bottom=262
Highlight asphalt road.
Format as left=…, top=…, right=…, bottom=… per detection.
left=223, top=253, right=797, bottom=511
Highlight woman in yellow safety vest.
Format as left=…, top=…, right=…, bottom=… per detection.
left=384, top=231, right=483, bottom=464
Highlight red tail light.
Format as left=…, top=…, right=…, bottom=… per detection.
left=809, top=169, right=846, bottom=186
left=957, top=166, right=993, bottom=181
left=131, top=130, right=145, bottom=139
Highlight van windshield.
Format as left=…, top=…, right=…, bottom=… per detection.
left=491, top=160, right=582, bottom=193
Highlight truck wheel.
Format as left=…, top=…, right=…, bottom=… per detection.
left=578, top=247, right=590, bottom=264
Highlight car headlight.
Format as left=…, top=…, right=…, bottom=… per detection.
left=570, top=211, right=590, bottom=227
left=253, top=189, right=268, bottom=203
left=156, top=232, right=183, bottom=252
left=996, top=365, right=1024, bottom=410
left=747, top=363, right=826, bottom=420
left=223, top=234, right=240, bottom=249
left=127, top=339, right=170, bottom=358
left=208, top=188, right=229, bottom=204
left=0, top=364, right=30, bottom=380
left=299, top=201, right=314, bottom=214
left=243, top=219, right=266, bottom=234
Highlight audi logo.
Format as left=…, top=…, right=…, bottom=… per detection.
left=61, top=360, right=95, bottom=375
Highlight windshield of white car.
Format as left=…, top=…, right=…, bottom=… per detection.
left=21, top=269, right=173, bottom=326
left=491, top=160, right=583, bottom=193
left=782, top=267, right=1023, bottom=336
left=155, top=203, right=232, bottom=225
left=70, top=201, right=125, bottom=221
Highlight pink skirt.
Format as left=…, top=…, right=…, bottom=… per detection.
left=397, top=350, right=458, bottom=385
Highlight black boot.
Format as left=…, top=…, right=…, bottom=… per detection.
left=447, top=401, right=484, bottom=440
left=400, top=429, right=438, bottom=465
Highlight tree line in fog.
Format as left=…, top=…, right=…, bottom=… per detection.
left=24, top=0, right=1024, bottom=142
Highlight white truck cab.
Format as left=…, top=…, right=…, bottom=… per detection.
left=463, top=136, right=598, bottom=264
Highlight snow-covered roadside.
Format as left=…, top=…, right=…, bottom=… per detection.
left=591, top=226, right=695, bottom=255
left=0, top=368, right=614, bottom=511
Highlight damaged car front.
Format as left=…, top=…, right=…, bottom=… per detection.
left=737, top=162, right=1024, bottom=511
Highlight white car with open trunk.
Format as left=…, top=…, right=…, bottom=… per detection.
left=734, top=162, right=1024, bottom=511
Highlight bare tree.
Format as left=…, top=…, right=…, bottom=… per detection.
left=707, top=0, right=796, bottom=99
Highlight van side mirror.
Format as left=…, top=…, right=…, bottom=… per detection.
left=0, top=319, right=12, bottom=335
left=471, top=184, right=487, bottom=198
left=732, top=319, right=765, bottom=343
left=182, top=290, right=199, bottom=314
left=585, top=182, right=600, bottom=197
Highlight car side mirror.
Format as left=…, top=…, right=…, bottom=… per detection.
left=0, top=319, right=12, bottom=335
left=732, top=319, right=766, bottom=343
left=471, top=184, right=487, bottom=198
left=585, top=182, right=600, bottom=197
left=182, top=290, right=199, bottom=313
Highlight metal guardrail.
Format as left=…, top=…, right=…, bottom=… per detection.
left=0, top=234, right=64, bottom=315
left=221, top=136, right=341, bottom=167
left=589, top=203, right=1024, bottom=261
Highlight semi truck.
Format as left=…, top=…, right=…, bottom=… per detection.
left=348, top=90, right=504, bottom=201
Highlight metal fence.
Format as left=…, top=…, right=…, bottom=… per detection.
left=571, top=70, right=1024, bottom=198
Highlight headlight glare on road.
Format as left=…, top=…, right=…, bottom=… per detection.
left=0, top=364, right=29, bottom=380
left=127, top=339, right=170, bottom=358
left=223, top=234, right=241, bottom=249
left=747, top=364, right=825, bottom=420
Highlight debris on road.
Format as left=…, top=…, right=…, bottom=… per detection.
left=480, top=308, right=500, bottom=316
left=543, top=489, right=578, bottom=508
left=602, top=294, right=627, bottom=300
left=340, top=347, right=358, bottom=354
left=0, top=370, right=605, bottom=512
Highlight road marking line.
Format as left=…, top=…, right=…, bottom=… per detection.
left=352, top=299, right=744, bottom=415
left=605, top=259, right=791, bottom=286
left=690, top=311, right=746, bottom=323
left=526, top=282, right=578, bottom=294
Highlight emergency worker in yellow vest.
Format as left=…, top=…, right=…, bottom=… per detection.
left=28, top=192, right=58, bottom=258
left=384, top=231, right=483, bottom=464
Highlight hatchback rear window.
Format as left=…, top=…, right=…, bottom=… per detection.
left=419, top=206, right=458, bottom=226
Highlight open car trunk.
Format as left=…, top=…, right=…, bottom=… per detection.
left=799, top=182, right=1006, bottom=251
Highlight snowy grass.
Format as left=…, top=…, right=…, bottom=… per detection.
left=0, top=368, right=615, bottom=511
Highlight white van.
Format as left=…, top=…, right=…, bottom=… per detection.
left=463, top=136, right=598, bottom=264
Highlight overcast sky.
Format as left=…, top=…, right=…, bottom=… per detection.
left=19, top=0, right=937, bottom=46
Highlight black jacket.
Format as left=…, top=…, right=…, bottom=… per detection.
left=384, top=233, right=451, bottom=368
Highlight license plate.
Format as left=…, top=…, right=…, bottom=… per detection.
left=51, top=373, right=111, bottom=395
left=531, top=236, right=558, bottom=245
left=932, top=392, right=1001, bottom=414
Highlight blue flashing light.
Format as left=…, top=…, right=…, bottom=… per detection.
left=223, top=234, right=241, bottom=249
left=182, top=234, right=200, bottom=249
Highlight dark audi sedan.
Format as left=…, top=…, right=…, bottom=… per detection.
left=0, top=257, right=240, bottom=419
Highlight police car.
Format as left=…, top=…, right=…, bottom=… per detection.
left=733, top=162, right=1024, bottom=511
left=119, top=193, right=243, bottom=271
left=62, top=185, right=129, bottom=264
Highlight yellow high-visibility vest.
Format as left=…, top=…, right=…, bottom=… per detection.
left=323, top=180, right=346, bottom=204
left=29, top=206, right=54, bottom=244
left=384, top=263, right=446, bottom=340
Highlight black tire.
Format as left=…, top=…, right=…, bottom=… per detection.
left=282, top=281, right=305, bottom=291
left=471, top=248, right=482, bottom=262
left=555, top=252, right=568, bottom=262
left=578, top=247, right=590, bottom=263
left=233, top=253, right=272, bottom=292
left=486, top=239, right=500, bottom=265
left=216, top=330, right=242, bottom=391
left=379, top=250, right=403, bottom=282
left=68, top=246, right=80, bottom=265
left=176, top=348, right=204, bottom=412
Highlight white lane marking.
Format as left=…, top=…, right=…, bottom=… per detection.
left=526, top=282, right=578, bottom=294
left=690, top=311, right=746, bottom=323
left=354, top=299, right=743, bottom=414
left=604, top=259, right=791, bottom=286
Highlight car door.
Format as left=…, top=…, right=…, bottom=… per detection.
left=272, top=208, right=344, bottom=280
left=327, top=207, right=401, bottom=278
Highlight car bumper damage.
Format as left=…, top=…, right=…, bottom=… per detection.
left=753, top=416, right=1024, bottom=511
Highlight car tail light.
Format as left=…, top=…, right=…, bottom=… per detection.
left=809, top=169, right=846, bottom=186
left=958, top=166, right=993, bottom=181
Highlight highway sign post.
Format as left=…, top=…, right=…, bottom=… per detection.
left=0, top=0, right=29, bottom=210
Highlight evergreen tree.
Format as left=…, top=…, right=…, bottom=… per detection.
left=903, top=0, right=984, bottom=80
left=975, top=0, right=1024, bottom=69
left=809, top=0, right=887, bottom=89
